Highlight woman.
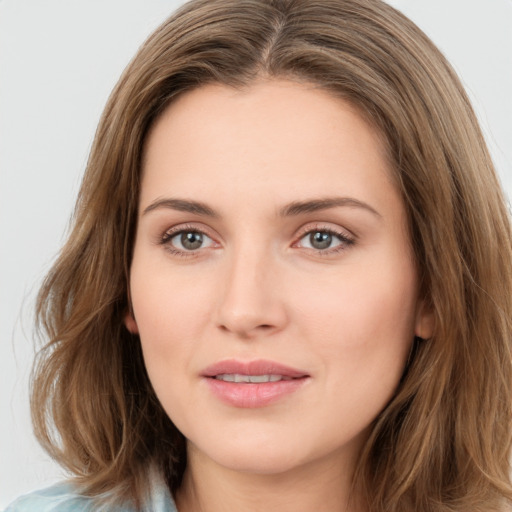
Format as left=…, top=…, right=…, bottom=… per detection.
left=6, top=0, right=512, bottom=510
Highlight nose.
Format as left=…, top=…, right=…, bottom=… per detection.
left=214, top=247, right=288, bottom=339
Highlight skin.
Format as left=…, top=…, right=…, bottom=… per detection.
left=126, top=79, right=433, bottom=512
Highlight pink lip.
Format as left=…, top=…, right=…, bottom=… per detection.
left=201, top=359, right=310, bottom=408
left=201, top=359, right=308, bottom=378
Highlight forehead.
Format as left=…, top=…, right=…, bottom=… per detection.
left=140, top=79, right=398, bottom=218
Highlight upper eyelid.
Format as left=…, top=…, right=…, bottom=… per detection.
left=294, top=222, right=356, bottom=240
left=161, top=223, right=217, bottom=239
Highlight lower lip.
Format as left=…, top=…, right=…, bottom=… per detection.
left=204, top=377, right=308, bottom=408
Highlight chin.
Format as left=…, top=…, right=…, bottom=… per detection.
left=186, top=427, right=311, bottom=474
left=211, top=447, right=307, bottom=475
left=189, top=425, right=354, bottom=478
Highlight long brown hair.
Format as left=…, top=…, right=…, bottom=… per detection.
left=32, top=0, right=512, bottom=510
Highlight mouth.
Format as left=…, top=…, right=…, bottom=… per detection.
left=213, top=374, right=295, bottom=383
left=201, top=359, right=309, bottom=408
left=202, top=359, right=309, bottom=379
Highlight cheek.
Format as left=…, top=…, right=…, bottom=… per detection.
left=128, top=262, right=211, bottom=397
left=131, top=261, right=211, bottom=339
left=128, top=273, right=204, bottom=425
left=294, top=262, right=418, bottom=343
left=289, top=253, right=418, bottom=407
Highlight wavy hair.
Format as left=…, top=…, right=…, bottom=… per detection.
left=32, top=0, right=512, bottom=510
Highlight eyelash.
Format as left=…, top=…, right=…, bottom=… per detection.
left=294, top=225, right=355, bottom=255
left=159, top=224, right=216, bottom=258
left=159, top=224, right=355, bottom=258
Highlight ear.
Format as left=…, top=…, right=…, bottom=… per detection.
left=414, top=299, right=435, bottom=340
left=124, top=311, right=139, bottom=334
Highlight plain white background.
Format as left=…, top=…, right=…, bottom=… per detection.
left=1, top=0, right=511, bottom=507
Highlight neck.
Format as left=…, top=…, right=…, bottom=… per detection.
left=175, top=445, right=366, bottom=512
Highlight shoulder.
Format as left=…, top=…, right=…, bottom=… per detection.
left=3, top=483, right=98, bottom=512
left=3, top=480, right=178, bottom=512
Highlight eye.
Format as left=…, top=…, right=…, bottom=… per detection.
left=296, top=228, right=354, bottom=253
left=162, top=229, right=216, bottom=252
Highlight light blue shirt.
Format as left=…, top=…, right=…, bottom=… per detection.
left=3, top=481, right=178, bottom=512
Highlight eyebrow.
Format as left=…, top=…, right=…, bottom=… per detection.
left=142, top=196, right=381, bottom=219
left=279, top=197, right=381, bottom=218
left=142, top=198, right=218, bottom=217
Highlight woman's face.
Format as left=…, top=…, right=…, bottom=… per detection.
left=128, top=80, right=432, bottom=476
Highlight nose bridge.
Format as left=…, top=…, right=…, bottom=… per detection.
left=215, top=239, right=285, bottom=336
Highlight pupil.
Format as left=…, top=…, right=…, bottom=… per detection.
left=310, top=231, right=332, bottom=250
left=181, top=232, right=203, bottom=250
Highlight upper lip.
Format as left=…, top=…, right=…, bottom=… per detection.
left=201, top=359, right=309, bottom=378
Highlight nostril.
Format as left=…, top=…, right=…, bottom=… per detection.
left=217, top=322, right=277, bottom=338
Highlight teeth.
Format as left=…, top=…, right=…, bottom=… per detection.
left=214, top=374, right=290, bottom=383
